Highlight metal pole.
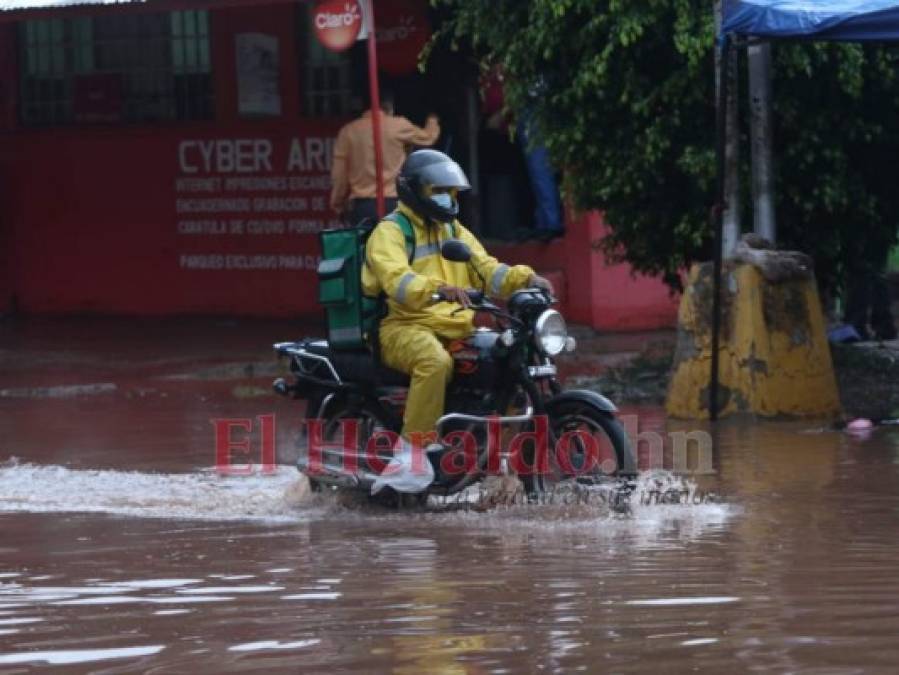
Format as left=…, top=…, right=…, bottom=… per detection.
left=749, top=41, right=776, bottom=242
left=717, top=1, right=741, bottom=259
left=465, top=82, right=481, bottom=233
left=711, top=34, right=731, bottom=422
left=365, top=0, right=385, bottom=217
left=724, top=51, right=741, bottom=258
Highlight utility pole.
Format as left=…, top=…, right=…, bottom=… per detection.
left=465, top=82, right=481, bottom=234
left=715, top=1, right=741, bottom=258
left=748, top=42, right=776, bottom=243
left=364, top=0, right=385, bottom=218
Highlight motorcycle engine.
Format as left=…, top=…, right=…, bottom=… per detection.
left=444, top=390, right=494, bottom=418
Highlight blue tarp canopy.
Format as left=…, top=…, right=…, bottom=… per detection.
left=722, top=0, right=899, bottom=40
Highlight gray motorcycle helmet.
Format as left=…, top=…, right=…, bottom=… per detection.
left=396, top=149, right=471, bottom=222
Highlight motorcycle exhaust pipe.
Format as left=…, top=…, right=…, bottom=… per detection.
left=297, top=455, right=376, bottom=491
left=436, top=406, right=534, bottom=434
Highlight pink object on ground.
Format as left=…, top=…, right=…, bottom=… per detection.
left=847, top=418, right=874, bottom=431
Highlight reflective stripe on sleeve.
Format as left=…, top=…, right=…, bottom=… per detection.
left=490, top=264, right=510, bottom=295
left=413, top=242, right=441, bottom=259
left=395, top=272, right=416, bottom=304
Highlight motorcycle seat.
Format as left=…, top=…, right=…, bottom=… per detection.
left=302, top=340, right=410, bottom=387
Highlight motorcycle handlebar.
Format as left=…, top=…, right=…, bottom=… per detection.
left=430, top=287, right=556, bottom=307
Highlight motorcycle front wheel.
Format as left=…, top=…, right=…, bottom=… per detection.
left=521, top=400, right=636, bottom=497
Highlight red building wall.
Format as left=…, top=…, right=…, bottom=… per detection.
left=0, top=3, right=345, bottom=317
left=4, top=122, right=343, bottom=315
left=0, top=2, right=678, bottom=329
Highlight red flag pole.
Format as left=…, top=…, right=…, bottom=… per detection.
left=365, top=0, right=385, bottom=218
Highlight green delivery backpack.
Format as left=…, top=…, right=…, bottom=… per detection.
left=317, top=213, right=415, bottom=351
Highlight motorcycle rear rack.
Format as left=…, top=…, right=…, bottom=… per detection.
left=275, top=342, right=342, bottom=384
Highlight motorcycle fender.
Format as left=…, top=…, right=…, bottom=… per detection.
left=546, top=389, right=618, bottom=414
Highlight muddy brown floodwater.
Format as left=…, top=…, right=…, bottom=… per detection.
left=2, top=317, right=899, bottom=672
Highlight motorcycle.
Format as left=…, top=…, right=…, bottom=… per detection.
left=272, top=239, right=637, bottom=506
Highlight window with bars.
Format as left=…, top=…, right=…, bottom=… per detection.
left=18, top=10, right=213, bottom=127
left=297, top=4, right=353, bottom=118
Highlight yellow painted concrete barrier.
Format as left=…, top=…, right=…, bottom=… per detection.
left=666, top=257, right=841, bottom=420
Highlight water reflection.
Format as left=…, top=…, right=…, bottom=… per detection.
left=0, top=645, right=166, bottom=666
left=228, top=639, right=320, bottom=652
left=0, top=420, right=898, bottom=670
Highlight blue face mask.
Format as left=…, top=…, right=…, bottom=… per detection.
left=429, top=192, right=456, bottom=214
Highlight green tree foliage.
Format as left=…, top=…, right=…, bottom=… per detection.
left=434, top=0, right=899, bottom=291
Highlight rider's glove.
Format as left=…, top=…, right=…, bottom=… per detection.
left=527, top=274, right=554, bottom=295
left=437, top=285, right=473, bottom=308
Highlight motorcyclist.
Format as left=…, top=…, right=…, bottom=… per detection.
left=362, top=149, right=554, bottom=493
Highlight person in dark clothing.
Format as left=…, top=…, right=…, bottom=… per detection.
left=845, top=246, right=897, bottom=341
left=480, top=67, right=563, bottom=242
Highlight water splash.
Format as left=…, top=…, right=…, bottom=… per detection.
left=0, top=460, right=733, bottom=544
left=349, top=470, right=736, bottom=547
left=614, top=470, right=734, bottom=546
left=0, top=459, right=314, bottom=522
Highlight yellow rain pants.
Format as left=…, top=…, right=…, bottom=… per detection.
left=379, top=323, right=454, bottom=438
left=363, top=202, right=534, bottom=438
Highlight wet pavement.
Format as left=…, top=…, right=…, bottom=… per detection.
left=2, top=317, right=899, bottom=672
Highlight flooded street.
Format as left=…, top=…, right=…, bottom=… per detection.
left=3, top=318, right=899, bottom=672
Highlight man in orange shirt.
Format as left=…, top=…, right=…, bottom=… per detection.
left=330, top=91, right=441, bottom=226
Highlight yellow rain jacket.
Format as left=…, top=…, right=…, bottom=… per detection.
left=362, top=202, right=535, bottom=339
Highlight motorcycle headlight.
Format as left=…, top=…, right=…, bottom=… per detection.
left=534, top=309, right=568, bottom=356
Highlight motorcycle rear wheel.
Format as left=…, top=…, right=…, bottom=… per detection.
left=306, top=402, right=431, bottom=508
